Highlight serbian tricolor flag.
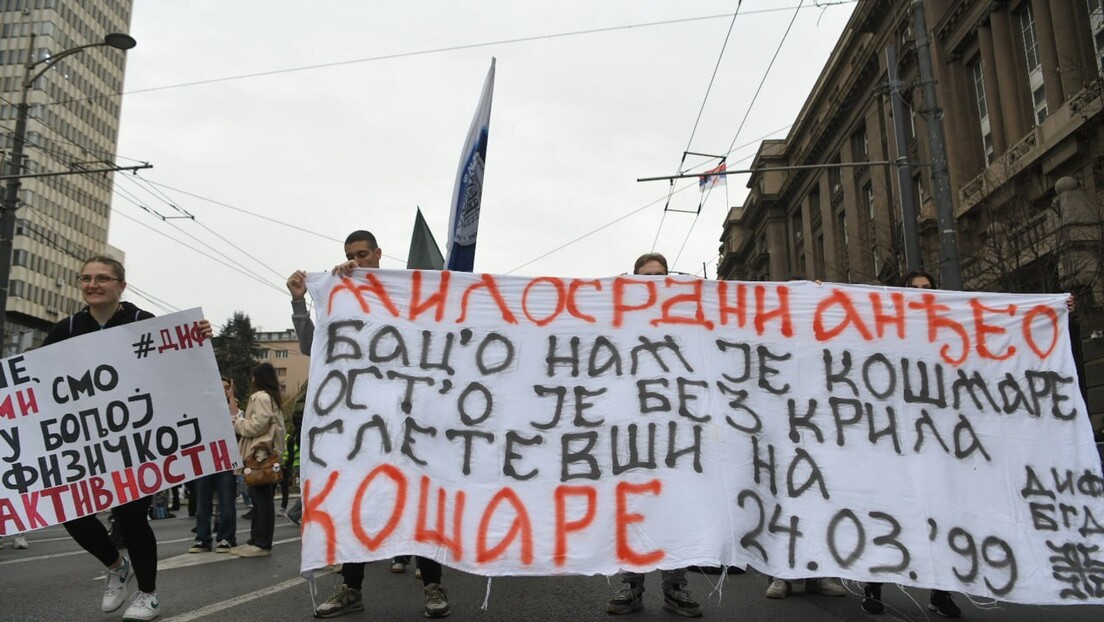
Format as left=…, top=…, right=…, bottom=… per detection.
left=445, top=58, right=495, bottom=273
left=699, top=162, right=727, bottom=192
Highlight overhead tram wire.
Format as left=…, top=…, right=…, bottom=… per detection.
left=118, top=284, right=180, bottom=314
left=506, top=123, right=794, bottom=275
left=14, top=208, right=178, bottom=313
left=115, top=175, right=288, bottom=281
left=671, top=0, right=806, bottom=271
left=132, top=176, right=408, bottom=265
left=32, top=150, right=287, bottom=291
left=28, top=148, right=288, bottom=293
left=42, top=2, right=859, bottom=111
left=4, top=106, right=388, bottom=282
left=653, top=1, right=742, bottom=251
left=111, top=196, right=284, bottom=292
left=111, top=209, right=286, bottom=295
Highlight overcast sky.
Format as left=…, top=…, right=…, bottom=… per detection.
left=108, top=0, right=857, bottom=332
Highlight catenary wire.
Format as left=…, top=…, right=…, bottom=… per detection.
left=506, top=123, right=794, bottom=274
left=38, top=3, right=858, bottom=110
left=651, top=1, right=742, bottom=252
left=671, top=0, right=807, bottom=272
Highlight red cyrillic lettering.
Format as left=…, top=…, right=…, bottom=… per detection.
left=813, top=289, right=874, bottom=342
left=457, top=274, right=518, bottom=325
left=352, top=464, right=407, bottom=550
left=303, top=472, right=340, bottom=566
left=414, top=475, right=466, bottom=560
left=754, top=285, right=793, bottom=337
left=615, top=479, right=664, bottom=566
left=554, top=485, right=597, bottom=567
left=970, top=299, right=1016, bottom=361
left=410, top=270, right=451, bottom=322
left=521, top=277, right=566, bottom=327
left=476, top=487, right=533, bottom=565
left=652, top=278, right=715, bottom=330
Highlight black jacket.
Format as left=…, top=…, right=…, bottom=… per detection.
left=42, top=301, right=154, bottom=347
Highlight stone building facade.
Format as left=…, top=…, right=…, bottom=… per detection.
left=717, top=0, right=1104, bottom=428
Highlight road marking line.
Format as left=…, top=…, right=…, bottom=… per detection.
left=89, top=536, right=302, bottom=579
left=160, top=566, right=330, bottom=622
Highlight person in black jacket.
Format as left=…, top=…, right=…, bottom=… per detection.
left=41, top=255, right=212, bottom=622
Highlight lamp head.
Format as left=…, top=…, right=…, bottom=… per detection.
left=103, top=33, right=137, bottom=50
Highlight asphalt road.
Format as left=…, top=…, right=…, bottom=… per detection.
left=2, top=498, right=1102, bottom=621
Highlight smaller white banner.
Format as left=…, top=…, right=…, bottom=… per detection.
left=0, top=308, right=241, bottom=533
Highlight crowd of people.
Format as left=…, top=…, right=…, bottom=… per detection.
left=7, top=237, right=1088, bottom=620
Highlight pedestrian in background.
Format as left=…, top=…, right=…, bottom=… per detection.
left=231, top=363, right=285, bottom=558
left=188, top=377, right=241, bottom=554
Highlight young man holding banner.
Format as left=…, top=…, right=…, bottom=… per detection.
left=605, top=253, right=703, bottom=618
left=286, top=230, right=451, bottom=619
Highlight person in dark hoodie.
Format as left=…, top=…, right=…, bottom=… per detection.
left=42, top=255, right=212, bottom=622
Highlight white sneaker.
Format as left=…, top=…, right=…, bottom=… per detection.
left=122, top=591, right=160, bottom=621
left=102, top=556, right=133, bottom=612
left=12, top=535, right=28, bottom=549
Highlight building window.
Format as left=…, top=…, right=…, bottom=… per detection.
left=1018, top=5, right=1047, bottom=124
left=814, top=233, right=826, bottom=281
left=836, top=211, right=850, bottom=282
left=254, top=349, right=269, bottom=359
left=828, top=157, right=843, bottom=206
left=1090, top=0, right=1104, bottom=73
left=275, top=350, right=289, bottom=359
left=864, top=183, right=875, bottom=222
left=851, top=129, right=869, bottom=161
left=276, top=368, right=287, bottom=377
left=970, top=59, right=994, bottom=164
left=790, top=210, right=805, bottom=277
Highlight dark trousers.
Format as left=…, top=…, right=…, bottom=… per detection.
left=64, top=496, right=157, bottom=593
left=280, top=436, right=298, bottom=509
left=247, top=483, right=276, bottom=549
left=341, top=557, right=443, bottom=590
left=195, top=471, right=237, bottom=545
left=185, top=481, right=197, bottom=517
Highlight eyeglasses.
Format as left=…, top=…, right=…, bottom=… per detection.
left=76, top=274, right=122, bottom=284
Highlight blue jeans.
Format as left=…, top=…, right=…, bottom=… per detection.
left=195, top=471, right=237, bottom=546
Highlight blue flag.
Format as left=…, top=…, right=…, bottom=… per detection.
left=445, top=58, right=495, bottom=273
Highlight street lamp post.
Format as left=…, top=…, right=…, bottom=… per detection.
left=0, top=32, right=136, bottom=351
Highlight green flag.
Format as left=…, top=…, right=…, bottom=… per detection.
left=406, top=207, right=444, bottom=270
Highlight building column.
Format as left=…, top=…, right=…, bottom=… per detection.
left=1030, top=0, right=1065, bottom=110
left=1050, top=0, right=1090, bottom=97
left=989, top=7, right=1028, bottom=143
left=928, top=34, right=969, bottom=199
left=977, top=23, right=1007, bottom=155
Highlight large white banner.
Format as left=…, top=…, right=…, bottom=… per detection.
left=0, top=309, right=239, bottom=533
left=300, top=270, right=1104, bottom=605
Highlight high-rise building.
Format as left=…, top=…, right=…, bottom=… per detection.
left=1, top=0, right=134, bottom=355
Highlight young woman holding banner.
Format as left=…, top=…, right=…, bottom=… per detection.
left=860, top=270, right=962, bottom=618
left=42, top=256, right=212, bottom=622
